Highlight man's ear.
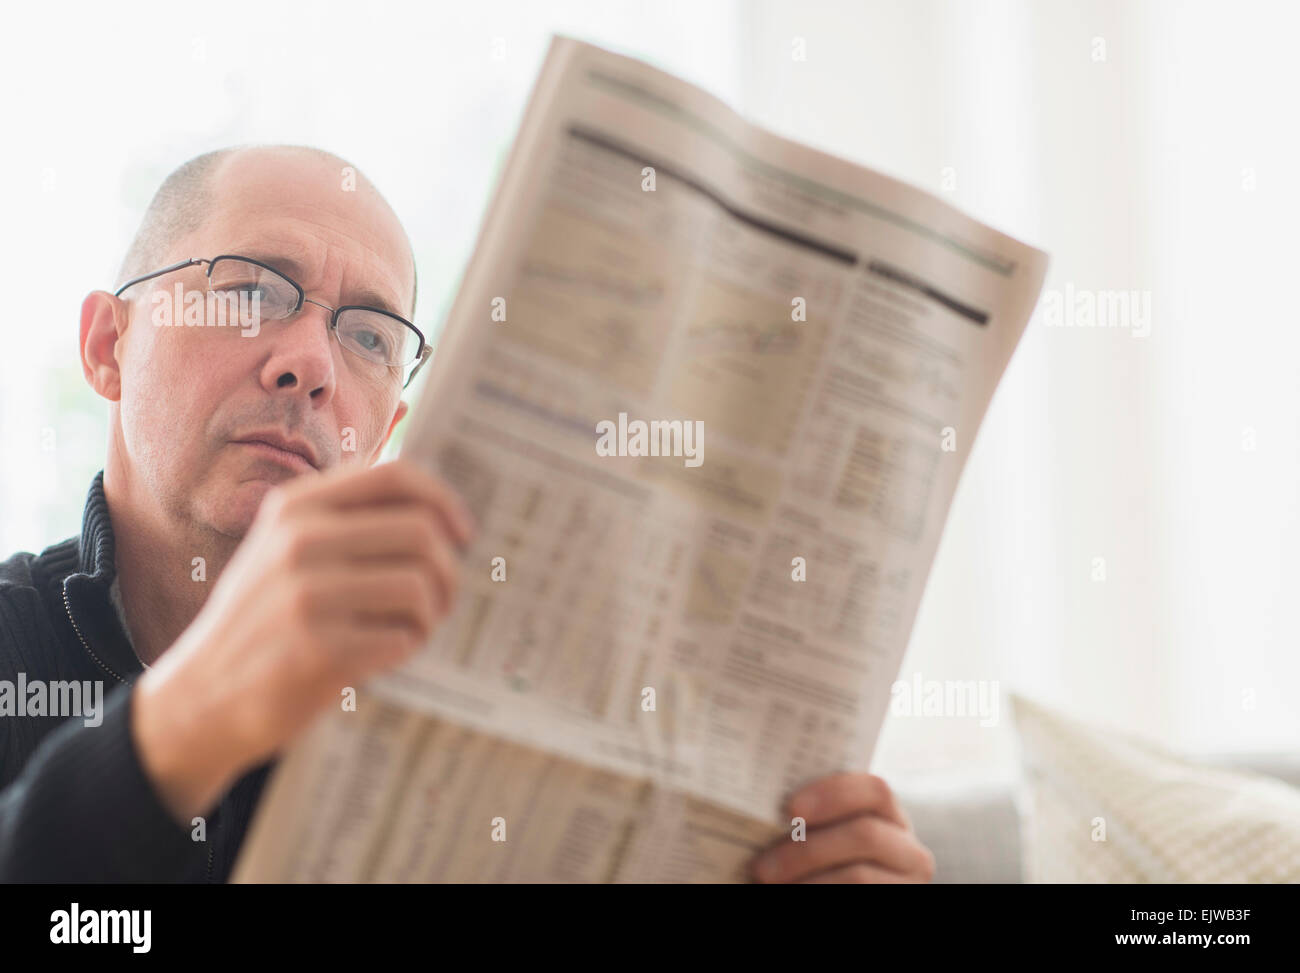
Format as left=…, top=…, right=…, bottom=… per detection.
left=366, top=398, right=409, bottom=465
left=80, top=290, right=127, bottom=402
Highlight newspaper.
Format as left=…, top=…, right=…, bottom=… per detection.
left=232, top=36, right=1048, bottom=882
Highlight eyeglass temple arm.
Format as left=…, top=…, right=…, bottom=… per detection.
left=113, top=258, right=208, bottom=297
left=403, top=344, right=434, bottom=389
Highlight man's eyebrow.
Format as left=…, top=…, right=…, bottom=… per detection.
left=238, top=251, right=405, bottom=317
left=351, top=290, right=405, bottom=317
left=238, top=251, right=308, bottom=280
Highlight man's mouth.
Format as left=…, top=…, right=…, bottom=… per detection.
left=231, top=433, right=319, bottom=471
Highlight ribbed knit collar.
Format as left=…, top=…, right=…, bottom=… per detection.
left=77, top=470, right=117, bottom=583
left=61, top=471, right=144, bottom=685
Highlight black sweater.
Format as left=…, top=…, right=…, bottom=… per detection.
left=0, top=472, right=274, bottom=882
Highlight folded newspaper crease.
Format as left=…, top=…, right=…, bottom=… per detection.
left=233, top=36, right=1048, bottom=882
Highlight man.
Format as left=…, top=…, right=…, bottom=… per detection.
left=0, top=145, right=935, bottom=884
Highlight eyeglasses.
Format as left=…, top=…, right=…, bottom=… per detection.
left=114, top=254, right=432, bottom=389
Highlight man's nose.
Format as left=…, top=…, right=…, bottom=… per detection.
left=258, top=304, right=338, bottom=402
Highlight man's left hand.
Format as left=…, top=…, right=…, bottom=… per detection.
left=750, top=772, right=936, bottom=883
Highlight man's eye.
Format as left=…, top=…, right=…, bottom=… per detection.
left=355, top=329, right=392, bottom=355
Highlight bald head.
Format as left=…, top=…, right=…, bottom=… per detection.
left=117, top=145, right=417, bottom=317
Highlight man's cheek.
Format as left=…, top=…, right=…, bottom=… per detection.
left=338, top=401, right=397, bottom=461
left=335, top=420, right=384, bottom=460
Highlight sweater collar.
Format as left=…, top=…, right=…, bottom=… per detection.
left=62, top=470, right=144, bottom=684
left=77, top=470, right=117, bottom=583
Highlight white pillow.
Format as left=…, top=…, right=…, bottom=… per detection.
left=1011, top=694, right=1300, bottom=882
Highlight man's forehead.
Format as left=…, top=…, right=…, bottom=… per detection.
left=217, top=235, right=407, bottom=314
left=195, top=150, right=415, bottom=311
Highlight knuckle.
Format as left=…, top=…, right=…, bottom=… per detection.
left=850, top=815, right=880, bottom=847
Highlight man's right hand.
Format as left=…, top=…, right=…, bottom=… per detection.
left=131, top=459, right=475, bottom=825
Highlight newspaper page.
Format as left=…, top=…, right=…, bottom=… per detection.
left=233, top=35, right=1048, bottom=882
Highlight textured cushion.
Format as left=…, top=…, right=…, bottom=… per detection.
left=1011, top=694, right=1300, bottom=883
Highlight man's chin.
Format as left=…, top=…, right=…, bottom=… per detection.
left=200, top=471, right=307, bottom=537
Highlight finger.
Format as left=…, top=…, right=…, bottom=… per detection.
left=797, top=863, right=911, bottom=884
left=301, top=566, right=443, bottom=638
left=329, top=621, right=426, bottom=678
left=753, top=814, right=928, bottom=883
left=785, top=773, right=908, bottom=829
left=424, top=532, right=463, bottom=614
left=284, top=509, right=466, bottom=570
left=287, top=518, right=462, bottom=616
left=281, top=460, right=476, bottom=547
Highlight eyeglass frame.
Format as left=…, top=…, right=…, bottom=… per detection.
left=113, top=254, right=433, bottom=389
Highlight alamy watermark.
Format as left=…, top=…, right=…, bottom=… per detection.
left=1037, top=282, right=1151, bottom=338
left=595, top=412, right=704, bottom=467
left=0, top=674, right=103, bottom=727
left=889, top=672, right=999, bottom=727
left=149, top=284, right=263, bottom=337
left=50, top=903, right=150, bottom=952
